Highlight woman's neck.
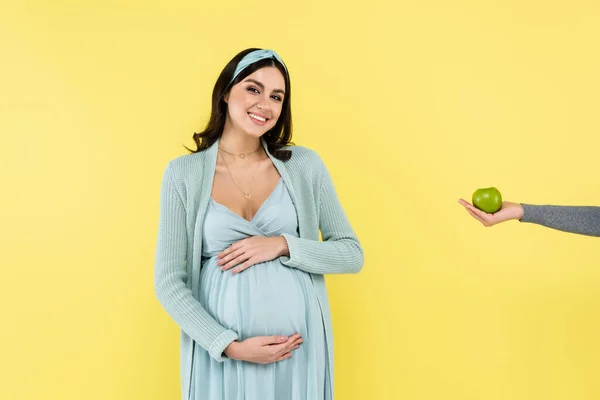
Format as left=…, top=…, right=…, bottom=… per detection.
left=219, top=127, right=262, bottom=156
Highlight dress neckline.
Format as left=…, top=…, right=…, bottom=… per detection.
left=210, top=177, right=283, bottom=224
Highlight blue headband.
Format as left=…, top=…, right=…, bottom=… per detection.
left=229, top=49, right=287, bottom=86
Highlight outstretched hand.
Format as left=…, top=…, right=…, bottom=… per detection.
left=458, top=199, right=524, bottom=227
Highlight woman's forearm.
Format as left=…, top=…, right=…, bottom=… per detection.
left=520, top=204, right=600, bottom=237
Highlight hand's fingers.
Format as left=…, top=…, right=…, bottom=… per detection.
left=218, top=248, right=244, bottom=267
left=284, top=333, right=302, bottom=343
left=269, top=334, right=302, bottom=356
left=286, top=333, right=302, bottom=342
left=217, top=246, right=233, bottom=259
left=459, top=200, right=482, bottom=217
left=275, top=352, right=292, bottom=362
left=466, top=208, right=487, bottom=225
left=222, top=252, right=251, bottom=271
left=275, top=344, right=300, bottom=361
left=271, top=341, right=301, bottom=359
left=218, top=241, right=244, bottom=259
left=262, top=335, right=289, bottom=346
left=231, top=257, right=257, bottom=274
left=470, top=205, right=493, bottom=220
left=458, top=199, right=472, bottom=207
left=460, top=200, right=482, bottom=215
left=286, top=337, right=303, bottom=350
left=282, top=335, right=303, bottom=347
left=465, top=206, right=482, bottom=219
left=282, top=335, right=303, bottom=353
left=268, top=333, right=300, bottom=348
left=221, top=247, right=243, bottom=261
left=460, top=199, right=494, bottom=220
left=279, top=342, right=302, bottom=361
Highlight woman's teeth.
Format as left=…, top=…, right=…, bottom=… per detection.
left=249, top=113, right=267, bottom=122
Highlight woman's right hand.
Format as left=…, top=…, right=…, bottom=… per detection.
left=458, top=199, right=524, bottom=227
left=223, top=334, right=303, bottom=364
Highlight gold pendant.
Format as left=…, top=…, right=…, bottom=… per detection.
left=244, top=193, right=251, bottom=199
left=239, top=153, right=246, bottom=159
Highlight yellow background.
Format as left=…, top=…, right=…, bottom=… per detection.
left=2, top=1, right=599, bottom=399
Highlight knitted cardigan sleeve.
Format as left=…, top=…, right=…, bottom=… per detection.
left=154, top=162, right=238, bottom=362
left=280, top=155, right=364, bottom=274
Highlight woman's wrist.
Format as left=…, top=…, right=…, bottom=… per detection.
left=224, top=340, right=241, bottom=360
left=513, top=203, right=524, bottom=221
left=277, top=236, right=290, bottom=257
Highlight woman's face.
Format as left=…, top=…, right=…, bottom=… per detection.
left=224, top=66, right=286, bottom=138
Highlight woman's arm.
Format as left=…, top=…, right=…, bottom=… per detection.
left=154, top=162, right=238, bottom=361
left=520, top=204, right=600, bottom=237
left=458, top=199, right=600, bottom=237
left=279, top=158, right=364, bottom=274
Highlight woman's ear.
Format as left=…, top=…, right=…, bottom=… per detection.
left=223, top=92, right=229, bottom=104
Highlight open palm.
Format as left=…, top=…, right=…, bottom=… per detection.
left=458, top=199, right=524, bottom=227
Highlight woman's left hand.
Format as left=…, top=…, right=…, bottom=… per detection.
left=217, top=236, right=289, bottom=274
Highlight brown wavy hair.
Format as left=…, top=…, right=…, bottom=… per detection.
left=185, top=48, right=294, bottom=161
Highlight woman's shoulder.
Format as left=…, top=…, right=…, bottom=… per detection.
left=162, top=151, right=206, bottom=182
left=282, top=145, right=331, bottom=192
left=286, top=144, right=326, bottom=170
left=168, top=150, right=205, bottom=166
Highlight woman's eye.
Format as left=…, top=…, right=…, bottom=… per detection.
left=272, top=95, right=282, bottom=102
left=247, top=87, right=259, bottom=94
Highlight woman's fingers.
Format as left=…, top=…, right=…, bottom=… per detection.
left=282, top=337, right=303, bottom=355
left=217, top=241, right=242, bottom=259
left=457, top=199, right=471, bottom=208
left=286, top=333, right=302, bottom=343
left=465, top=207, right=485, bottom=223
left=277, top=333, right=301, bottom=349
left=286, top=336, right=303, bottom=348
left=276, top=343, right=301, bottom=362
left=269, top=334, right=302, bottom=357
left=217, top=246, right=243, bottom=265
left=221, top=251, right=251, bottom=271
left=460, top=200, right=486, bottom=223
left=217, top=240, right=247, bottom=261
left=458, top=198, right=481, bottom=212
left=231, top=257, right=257, bottom=274
left=275, top=352, right=292, bottom=362
left=459, top=199, right=495, bottom=226
left=274, top=339, right=302, bottom=362
left=261, top=335, right=289, bottom=346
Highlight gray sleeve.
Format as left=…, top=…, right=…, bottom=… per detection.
left=520, top=204, right=600, bottom=237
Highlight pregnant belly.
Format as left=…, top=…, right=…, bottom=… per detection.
left=198, top=257, right=308, bottom=339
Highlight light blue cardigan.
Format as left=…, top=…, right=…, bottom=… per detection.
left=154, top=137, right=364, bottom=399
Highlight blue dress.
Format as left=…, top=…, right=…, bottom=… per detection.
left=189, top=178, right=332, bottom=400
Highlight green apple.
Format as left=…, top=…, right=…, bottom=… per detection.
left=472, top=187, right=503, bottom=213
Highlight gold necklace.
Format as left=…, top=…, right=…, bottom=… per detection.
left=219, top=150, right=260, bottom=199
left=218, top=144, right=261, bottom=159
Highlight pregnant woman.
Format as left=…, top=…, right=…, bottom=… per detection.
left=154, top=48, right=364, bottom=400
